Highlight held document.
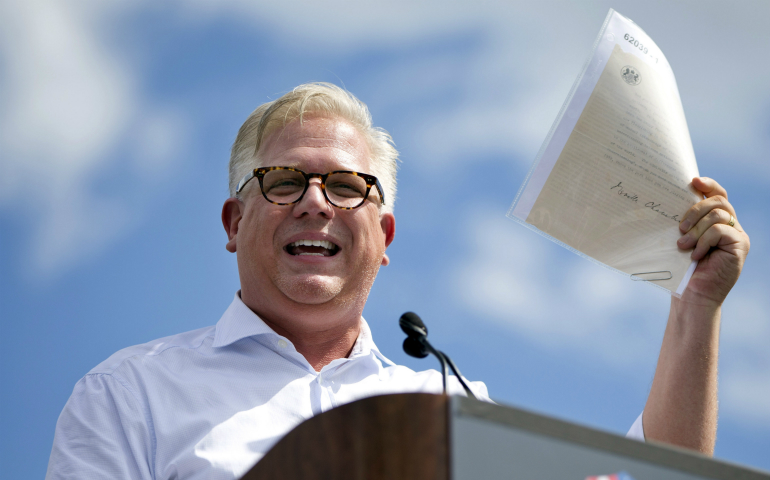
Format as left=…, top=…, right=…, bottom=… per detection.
left=508, top=9, right=701, bottom=296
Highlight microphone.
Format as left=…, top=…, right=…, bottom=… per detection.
left=399, top=312, right=477, bottom=399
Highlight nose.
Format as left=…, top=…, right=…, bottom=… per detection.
left=293, top=177, right=334, bottom=218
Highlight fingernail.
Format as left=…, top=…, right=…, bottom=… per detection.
left=678, top=235, right=689, bottom=245
left=680, top=219, right=691, bottom=231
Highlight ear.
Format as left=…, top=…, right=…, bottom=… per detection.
left=222, top=197, right=244, bottom=253
left=380, top=212, right=396, bottom=266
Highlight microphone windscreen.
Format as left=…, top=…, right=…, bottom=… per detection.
left=403, top=337, right=429, bottom=358
left=399, top=311, right=428, bottom=337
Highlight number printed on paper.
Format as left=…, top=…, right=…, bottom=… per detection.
left=624, top=33, right=659, bottom=64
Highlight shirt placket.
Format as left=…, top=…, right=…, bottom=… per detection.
left=317, top=357, right=356, bottom=413
left=315, top=370, right=338, bottom=413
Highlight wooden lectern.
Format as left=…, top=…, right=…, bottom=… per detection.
left=242, top=393, right=770, bottom=480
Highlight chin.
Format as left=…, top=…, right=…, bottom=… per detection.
left=275, top=274, right=346, bottom=305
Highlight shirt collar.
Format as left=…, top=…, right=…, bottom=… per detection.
left=212, top=293, right=395, bottom=366
left=350, top=317, right=396, bottom=367
left=212, top=293, right=278, bottom=348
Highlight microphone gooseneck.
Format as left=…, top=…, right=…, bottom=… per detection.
left=398, top=312, right=477, bottom=399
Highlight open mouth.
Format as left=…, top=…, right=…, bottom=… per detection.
left=285, top=239, right=340, bottom=257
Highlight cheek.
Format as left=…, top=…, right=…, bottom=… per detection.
left=370, top=224, right=386, bottom=251
left=357, top=219, right=386, bottom=258
left=242, top=206, right=283, bottom=259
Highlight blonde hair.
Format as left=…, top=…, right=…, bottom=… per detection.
left=228, top=83, right=399, bottom=213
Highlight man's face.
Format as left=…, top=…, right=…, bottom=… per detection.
left=223, top=115, right=395, bottom=318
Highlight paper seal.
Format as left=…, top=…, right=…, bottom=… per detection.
left=621, top=65, right=641, bottom=85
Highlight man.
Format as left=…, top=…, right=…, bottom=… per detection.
left=46, top=83, right=750, bottom=479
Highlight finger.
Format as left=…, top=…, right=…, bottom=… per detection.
left=679, top=195, right=737, bottom=233
left=678, top=207, right=740, bottom=249
left=690, top=223, right=743, bottom=261
left=692, top=177, right=728, bottom=200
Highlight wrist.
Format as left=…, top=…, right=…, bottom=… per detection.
left=669, top=294, right=722, bottom=337
left=676, top=284, right=725, bottom=311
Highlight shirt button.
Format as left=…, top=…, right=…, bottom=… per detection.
left=277, top=339, right=288, bottom=349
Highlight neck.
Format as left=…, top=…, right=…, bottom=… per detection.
left=239, top=291, right=363, bottom=371
left=263, top=316, right=361, bottom=371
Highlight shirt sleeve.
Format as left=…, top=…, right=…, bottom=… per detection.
left=445, top=376, right=493, bottom=402
left=46, top=373, right=154, bottom=480
left=467, top=380, right=492, bottom=403
left=626, top=411, right=645, bottom=441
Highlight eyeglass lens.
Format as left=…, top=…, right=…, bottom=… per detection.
left=262, top=170, right=369, bottom=208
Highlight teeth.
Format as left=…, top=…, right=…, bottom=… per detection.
left=290, top=239, right=336, bottom=250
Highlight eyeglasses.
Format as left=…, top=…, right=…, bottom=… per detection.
left=235, top=166, right=386, bottom=210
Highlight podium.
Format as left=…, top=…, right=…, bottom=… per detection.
left=242, top=393, right=770, bottom=480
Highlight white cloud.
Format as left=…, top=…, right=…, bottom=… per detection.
left=721, top=373, right=770, bottom=425
left=720, top=285, right=770, bottom=424
left=29, top=187, right=134, bottom=276
left=180, top=0, right=490, bottom=49
left=0, top=0, right=185, bottom=278
left=454, top=208, right=670, bottom=365
left=130, top=108, right=188, bottom=180
left=0, top=1, right=131, bottom=194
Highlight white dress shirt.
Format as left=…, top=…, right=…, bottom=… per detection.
left=47, top=293, right=644, bottom=480
left=46, top=293, right=491, bottom=479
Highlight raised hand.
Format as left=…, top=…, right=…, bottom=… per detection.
left=676, top=177, right=750, bottom=305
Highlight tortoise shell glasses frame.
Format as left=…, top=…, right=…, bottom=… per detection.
left=235, top=166, right=386, bottom=210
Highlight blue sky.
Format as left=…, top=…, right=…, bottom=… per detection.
left=1, top=1, right=769, bottom=477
